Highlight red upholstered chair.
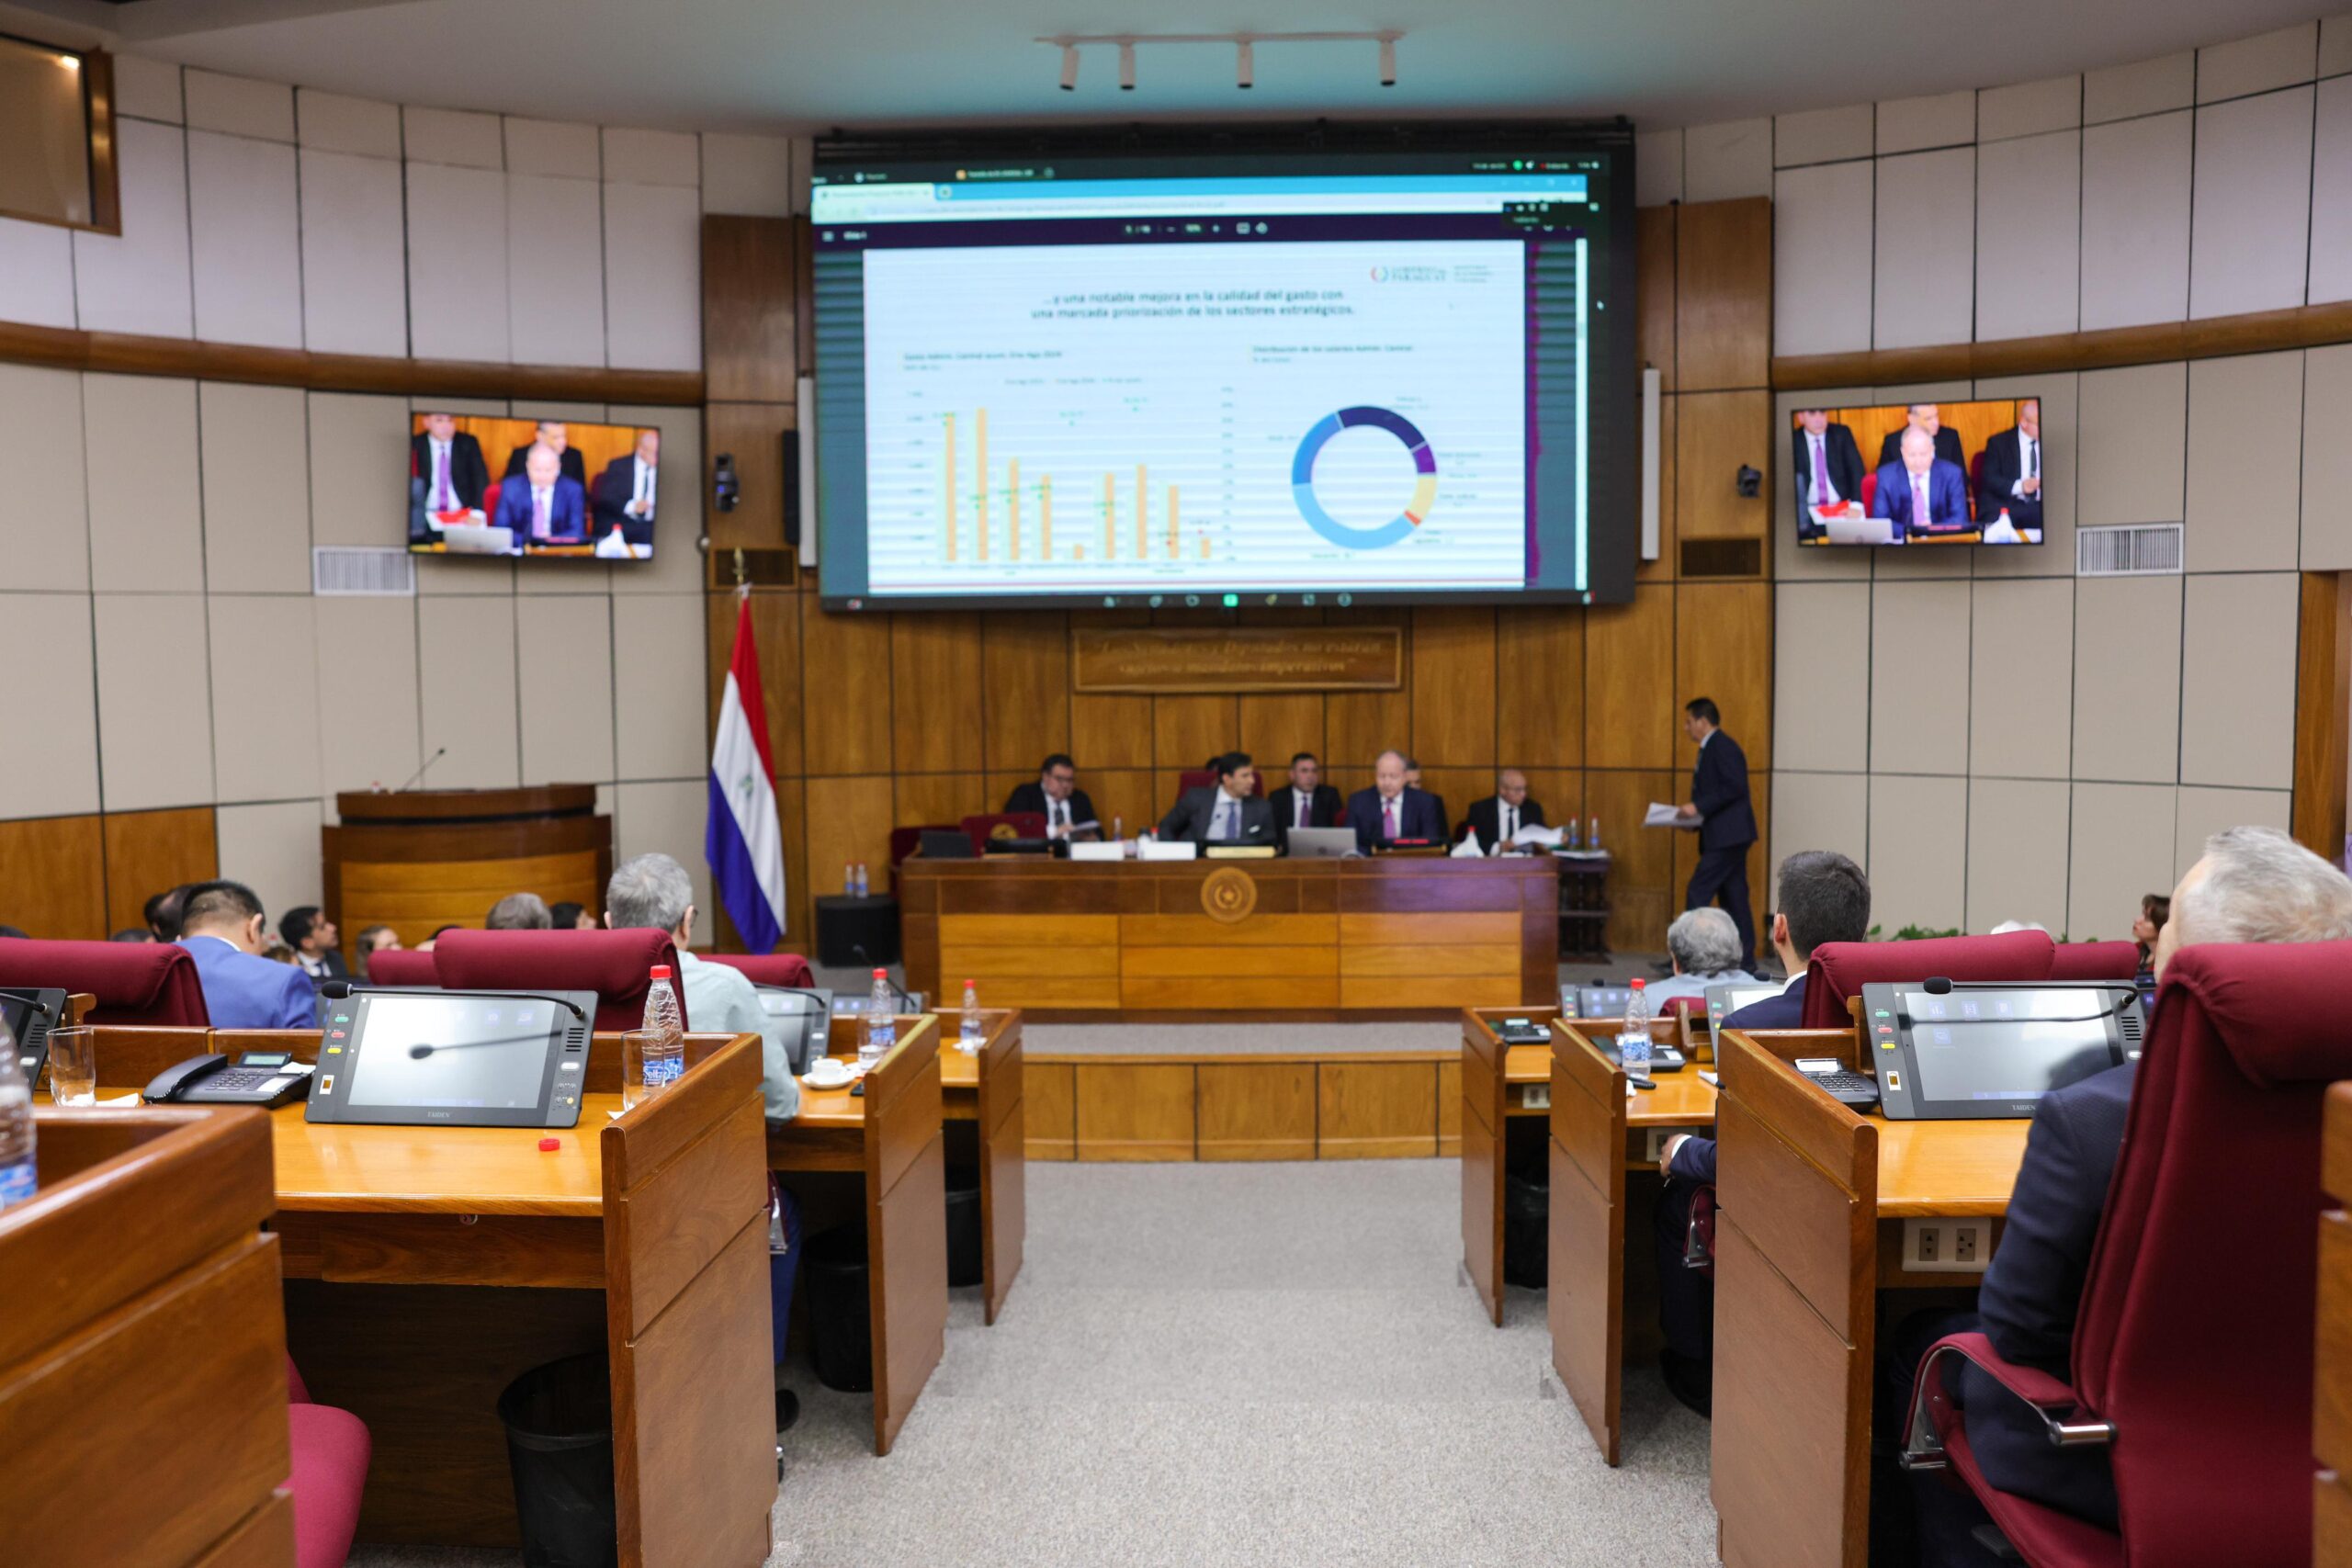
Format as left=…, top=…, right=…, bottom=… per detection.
left=1969, top=451, right=1987, bottom=521
left=1801, top=930, right=2057, bottom=1028
left=432, top=927, right=683, bottom=1032
left=702, top=953, right=816, bottom=987
left=284, top=1357, right=368, bottom=1568
left=360, top=949, right=438, bottom=987
left=2050, top=941, right=2141, bottom=982
left=0, top=939, right=209, bottom=1025
left=1903, top=940, right=2352, bottom=1568
left=1861, top=469, right=1879, bottom=514
left=1176, top=770, right=1216, bottom=794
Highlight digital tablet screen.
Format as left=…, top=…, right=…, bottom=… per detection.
left=345, top=993, right=559, bottom=1111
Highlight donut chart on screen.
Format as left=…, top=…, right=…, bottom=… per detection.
left=1290, top=406, right=1439, bottom=549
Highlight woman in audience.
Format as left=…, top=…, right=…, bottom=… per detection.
left=548, top=900, right=597, bottom=930
left=2132, top=893, right=2169, bottom=974
left=354, top=925, right=400, bottom=979
left=1645, top=908, right=1754, bottom=1006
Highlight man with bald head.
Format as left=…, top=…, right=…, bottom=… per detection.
left=1977, top=397, right=2044, bottom=538
left=492, top=442, right=588, bottom=547
left=1461, top=768, right=1548, bottom=851
left=1869, top=424, right=1969, bottom=538
left=1342, top=750, right=1446, bottom=851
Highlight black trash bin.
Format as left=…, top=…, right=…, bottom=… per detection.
left=496, top=1353, right=616, bottom=1568
left=806, top=1223, right=874, bottom=1393
left=1503, top=1165, right=1548, bottom=1289
left=945, top=1165, right=983, bottom=1288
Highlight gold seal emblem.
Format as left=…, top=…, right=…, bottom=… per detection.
left=1200, top=866, right=1259, bottom=924
left=989, top=820, right=1019, bottom=840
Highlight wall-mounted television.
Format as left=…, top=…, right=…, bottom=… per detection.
left=1792, top=395, right=2044, bottom=547
left=409, top=412, right=661, bottom=560
left=809, top=122, right=1638, bottom=610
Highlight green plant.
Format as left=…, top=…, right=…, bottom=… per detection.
left=1891, top=923, right=1962, bottom=941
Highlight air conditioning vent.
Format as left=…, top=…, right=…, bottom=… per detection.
left=2076, top=524, right=2182, bottom=577
left=312, top=547, right=415, bottom=596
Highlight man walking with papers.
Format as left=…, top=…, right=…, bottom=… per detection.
left=1673, top=697, right=1758, bottom=971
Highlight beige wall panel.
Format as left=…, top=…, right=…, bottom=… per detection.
left=200, top=381, right=312, bottom=592
left=1974, top=131, right=2080, bottom=343
left=187, top=130, right=303, bottom=350
left=2178, top=571, right=2299, bottom=790
left=73, top=120, right=194, bottom=340
left=1773, top=581, right=1871, bottom=773
left=517, top=595, right=616, bottom=785
left=2076, top=362, right=2187, bottom=528
left=2067, top=783, right=2177, bottom=941
left=215, top=799, right=322, bottom=919
left=1873, top=148, right=1975, bottom=350
left=0, top=364, right=90, bottom=592
left=1866, top=773, right=1968, bottom=933
left=613, top=594, right=707, bottom=782
left=296, top=89, right=400, bottom=157
left=1770, top=771, right=1870, bottom=871
left=1877, top=89, right=1975, bottom=153
left=614, top=780, right=712, bottom=921
left=306, top=391, right=413, bottom=548
left=313, top=594, right=419, bottom=796
left=2078, top=113, right=2192, bottom=332
left=1774, top=105, right=1872, bottom=167
left=416, top=595, right=520, bottom=789
left=2084, top=53, right=2194, bottom=125
left=1773, top=162, right=1875, bottom=358
left=2071, top=574, right=2181, bottom=784
left=0, top=594, right=99, bottom=818
left=2172, top=785, right=2292, bottom=879
left=2189, top=88, right=2315, bottom=320
left=2305, top=344, right=2352, bottom=568
left=1964, top=777, right=2071, bottom=934
left=1979, top=76, right=2083, bottom=142
left=1869, top=581, right=1971, bottom=775
left=2309, top=78, right=2352, bottom=306
left=85, top=374, right=205, bottom=592
left=1684, top=118, right=1771, bottom=202
left=2198, top=23, right=2318, bottom=104
left=1968, top=578, right=2074, bottom=780
left=209, top=595, right=321, bottom=804
left=96, top=593, right=214, bottom=811
left=2183, top=351, right=2303, bottom=572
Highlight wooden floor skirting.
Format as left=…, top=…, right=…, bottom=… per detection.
left=1023, top=1051, right=1463, bottom=1162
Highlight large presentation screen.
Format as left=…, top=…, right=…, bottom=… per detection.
left=811, top=129, right=1635, bottom=610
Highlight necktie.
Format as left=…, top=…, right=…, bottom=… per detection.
left=534, top=488, right=551, bottom=539
left=1504, top=805, right=1515, bottom=840
left=1384, top=797, right=1397, bottom=840
left=435, top=445, right=454, bottom=511
left=1224, top=799, right=1240, bottom=840
left=2027, top=438, right=2038, bottom=480
left=1296, top=794, right=1309, bottom=828
left=1811, top=436, right=1828, bottom=504
left=635, top=461, right=653, bottom=510
left=1913, top=474, right=1929, bottom=528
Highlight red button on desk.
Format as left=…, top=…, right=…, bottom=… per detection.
left=539, top=1137, right=560, bottom=1152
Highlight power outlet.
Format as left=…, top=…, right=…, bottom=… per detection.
left=1521, top=1083, right=1551, bottom=1111
left=1902, top=1218, right=1992, bottom=1274
left=1643, top=1129, right=1668, bottom=1164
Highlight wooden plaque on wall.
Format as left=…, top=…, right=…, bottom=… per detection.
left=1069, top=626, right=1403, bottom=694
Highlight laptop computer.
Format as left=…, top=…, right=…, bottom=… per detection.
left=1285, top=827, right=1359, bottom=859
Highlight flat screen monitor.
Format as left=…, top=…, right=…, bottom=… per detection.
left=1792, top=396, right=2046, bottom=547
left=1705, top=981, right=1783, bottom=1033
left=306, top=989, right=594, bottom=1127
left=1863, top=981, right=2143, bottom=1120
left=0, top=987, right=62, bottom=1085
left=811, top=124, right=1637, bottom=610
left=409, top=413, right=662, bottom=561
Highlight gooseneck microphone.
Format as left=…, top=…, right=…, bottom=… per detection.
left=318, top=979, right=588, bottom=1023
left=393, top=747, right=447, bottom=792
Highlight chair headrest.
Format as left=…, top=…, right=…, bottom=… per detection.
left=433, top=928, right=682, bottom=1032
left=2049, top=940, right=2142, bottom=981
left=2160, top=940, right=2352, bottom=1086
left=363, top=949, right=438, bottom=987
left=1804, top=931, right=2056, bottom=1025
left=0, top=939, right=209, bottom=1024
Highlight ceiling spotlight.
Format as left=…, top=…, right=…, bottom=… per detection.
left=1060, top=43, right=1080, bottom=90
left=1236, top=39, right=1253, bottom=89
left=1378, top=36, right=1396, bottom=86
left=1119, top=40, right=1136, bottom=90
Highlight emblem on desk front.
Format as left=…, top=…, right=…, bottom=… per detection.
left=1201, top=866, right=1259, bottom=924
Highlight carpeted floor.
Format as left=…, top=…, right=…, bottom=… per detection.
left=347, top=1159, right=1717, bottom=1568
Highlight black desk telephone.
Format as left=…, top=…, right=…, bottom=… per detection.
left=145, top=1051, right=314, bottom=1108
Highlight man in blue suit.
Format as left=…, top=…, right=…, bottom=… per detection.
left=1871, top=425, right=1971, bottom=539
left=491, top=443, right=587, bottom=547
left=176, top=879, right=318, bottom=1030
left=1650, top=849, right=1871, bottom=1416
left=1343, top=750, right=1446, bottom=850
left=1676, top=697, right=1758, bottom=971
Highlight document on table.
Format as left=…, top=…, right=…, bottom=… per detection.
left=1644, top=803, right=1691, bottom=829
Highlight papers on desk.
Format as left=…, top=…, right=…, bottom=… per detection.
left=1068, top=840, right=1124, bottom=862
left=1508, top=823, right=1564, bottom=849
left=1644, top=803, right=1693, bottom=829
left=1450, top=833, right=1486, bottom=859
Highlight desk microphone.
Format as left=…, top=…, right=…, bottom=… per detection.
left=1915, top=976, right=2137, bottom=1024
left=318, top=980, right=589, bottom=1023
left=0, top=988, right=58, bottom=1021
left=850, top=948, right=919, bottom=1010
left=393, top=747, right=447, bottom=792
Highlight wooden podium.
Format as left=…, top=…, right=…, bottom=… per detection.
left=324, top=785, right=613, bottom=956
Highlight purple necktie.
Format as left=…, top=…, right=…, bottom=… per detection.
left=435, top=446, right=454, bottom=511
left=534, top=489, right=551, bottom=539
left=1296, top=795, right=1308, bottom=828
left=1811, top=437, right=1828, bottom=504
left=1913, top=474, right=1930, bottom=528
left=1384, top=798, right=1397, bottom=840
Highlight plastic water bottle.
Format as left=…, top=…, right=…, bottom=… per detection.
left=860, top=968, right=897, bottom=1070
left=638, top=965, right=685, bottom=1100
left=1565, top=818, right=1582, bottom=851
left=0, top=1026, right=33, bottom=1213
left=1618, top=976, right=1652, bottom=1082
left=958, top=979, right=985, bottom=1052
left=1588, top=816, right=1602, bottom=852
left=853, top=863, right=870, bottom=899
left=843, top=862, right=855, bottom=896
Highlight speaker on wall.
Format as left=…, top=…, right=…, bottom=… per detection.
left=793, top=373, right=817, bottom=565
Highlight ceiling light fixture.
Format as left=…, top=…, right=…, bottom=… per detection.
left=1236, top=39, right=1253, bottom=90
left=1119, top=40, right=1136, bottom=90
left=1035, top=31, right=1404, bottom=93
left=1378, top=35, right=1396, bottom=87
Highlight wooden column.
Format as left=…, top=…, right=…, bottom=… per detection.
left=2295, top=571, right=2351, bottom=862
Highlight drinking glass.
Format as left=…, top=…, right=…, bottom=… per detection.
left=47, top=1026, right=96, bottom=1106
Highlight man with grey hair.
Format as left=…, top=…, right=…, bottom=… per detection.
left=486, top=892, right=552, bottom=931
left=1645, top=907, right=1755, bottom=1007
left=1889, top=827, right=2352, bottom=1557
left=604, top=852, right=800, bottom=1122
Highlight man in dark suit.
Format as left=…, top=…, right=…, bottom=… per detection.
left=503, top=420, right=588, bottom=485
left=1651, top=848, right=1871, bottom=1416
left=1874, top=403, right=1967, bottom=475
left=1871, top=427, right=1972, bottom=539
left=1159, top=752, right=1276, bottom=846
left=278, top=905, right=347, bottom=984
left=1792, top=409, right=1867, bottom=541
left=1003, top=753, right=1097, bottom=840
left=1344, top=750, right=1446, bottom=850
left=492, top=445, right=588, bottom=546
left=1975, top=397, right=2043, bottom=536
left=1404, top=759, right=1448, bottom=841
left=590, top=427, right=662, bottom=552
left=1268, top=751, right=1342, bottom=849
left=413, top=412, right=489, bottom=515
left=1675, top=697, right=1758, bottom=970
left=1461, top=768, right=1546, bottom=850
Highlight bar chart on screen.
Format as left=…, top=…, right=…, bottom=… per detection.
left=858, top=240, right=1532, bottom=595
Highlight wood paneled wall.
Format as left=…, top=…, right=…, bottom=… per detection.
left=701, top=200, right=1776, bottom=956
left=0, top=806, right=219, bottom=941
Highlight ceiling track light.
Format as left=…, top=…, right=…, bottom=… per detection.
left=1119, top=40, right=1136, bottom=90
left=1236, top=39, right=1253, bottom=89
left=1059, top=42, right=1080, bottom=91
left=1038, top=31, right=1401, bottom=93
left=1378, top=36, right=1396, bottom=87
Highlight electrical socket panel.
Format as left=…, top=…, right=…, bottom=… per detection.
left=1901, top=1218, right=1992, bottom=1273
left=1521, top=1083, right=1551, bottom=1111
left=1643, top=1129, right=1668, bottom=1163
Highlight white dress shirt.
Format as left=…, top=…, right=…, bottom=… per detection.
left=1496, top=796, right=1521, bottom=841
left=629, top=456, right=657, bottom=515
left=2008, top=431, right=2040, bottom=498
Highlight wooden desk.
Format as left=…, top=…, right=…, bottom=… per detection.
left=1709, top=1028, right=2032, bottom=1568
left=1547, top=1021, right=1718, bottom=1465
left=768, top=1013, right=947, bottom=1456
left=94, top=1028, right=777, bottom=1564
left=935, top=1008, right=1026, bottom=1325
left=3, top=1103, right=293, bottom=1567
left=901, top=854, right=1559, bottom=1018
left=2318, top=1081, right=2352, bottom=1559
